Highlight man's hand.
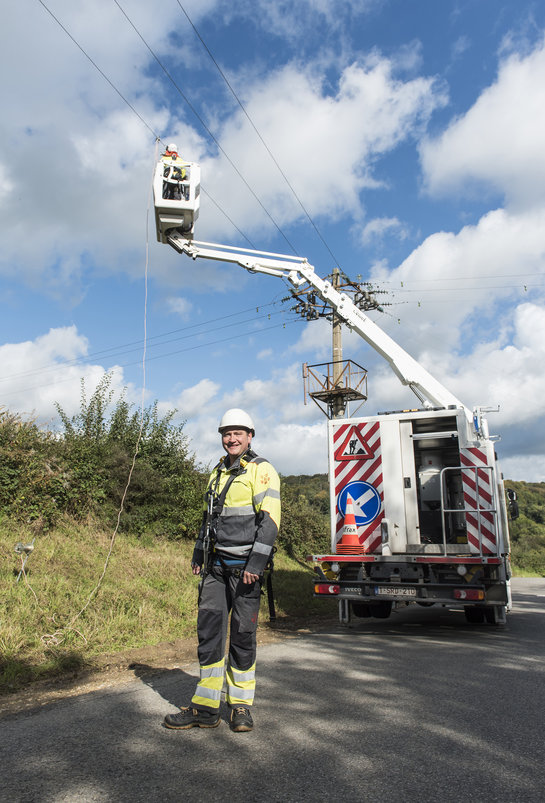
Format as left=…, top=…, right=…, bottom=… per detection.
left=243, top=570, right=259, bottom=584
left=192, top=563, right=201, bottom=576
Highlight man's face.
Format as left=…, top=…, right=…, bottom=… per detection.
left=221, top=428, right=252, bottom=463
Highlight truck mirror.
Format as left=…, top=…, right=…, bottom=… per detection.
left=506, top=489, right=519, bottom=520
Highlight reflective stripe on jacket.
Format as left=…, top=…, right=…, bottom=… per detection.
left=193, top=451, right=281, bottom=576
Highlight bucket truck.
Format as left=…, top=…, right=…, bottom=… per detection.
left=155, top=160, right=516, bottom=626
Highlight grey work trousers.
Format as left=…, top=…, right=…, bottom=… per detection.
left=192, top=566, right=261, bottom=712
left=197, top=565, right=261, bottom=669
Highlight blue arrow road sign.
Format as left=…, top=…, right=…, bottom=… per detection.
left=337, top=481, right=381, bottom=526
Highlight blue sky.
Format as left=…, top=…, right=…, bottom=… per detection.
left=2, top=0, right=545, bottom=478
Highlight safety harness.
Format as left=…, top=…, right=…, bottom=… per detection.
left=199, top=450, right=276, bottom=620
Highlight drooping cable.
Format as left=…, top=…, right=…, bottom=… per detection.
left=35, top=0, right=160, bottom=142
left=34, top=0, right=256, bottom=249
left=200, top=187, right=257, bottom=248
left=42, top=143, right=158, bottom=645
left=175, top=0, right=343, bottom=269
left=2, top=316, right=301, bottom=402
left=111, top=0, right=299, bottom=255
left=0, top=304, right=287, bottom=390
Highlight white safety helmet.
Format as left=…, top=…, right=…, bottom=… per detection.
left=218, top=408, right=255, bottom=436
left=167, top=142, right=178, bottom=153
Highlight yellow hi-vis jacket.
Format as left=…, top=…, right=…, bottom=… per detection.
left=192, top=449, right=281, bottom=576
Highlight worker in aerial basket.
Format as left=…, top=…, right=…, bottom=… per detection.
left=163, top=408, right=281, bottom=733
left=161, top=142, right=188, bottom=200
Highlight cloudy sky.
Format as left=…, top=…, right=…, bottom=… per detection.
left=2, top=0, right=545, bottom=478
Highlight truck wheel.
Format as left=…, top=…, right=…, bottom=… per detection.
left=369, top=601, right=392, bottom=619
left=464, top=605, right=485, bottom=623
left=351, top=602, right=371, bottom=618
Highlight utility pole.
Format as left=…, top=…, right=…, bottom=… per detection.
left=331, top=268, right=345, bottom=419
left=287, top=269, right=388, bottom=419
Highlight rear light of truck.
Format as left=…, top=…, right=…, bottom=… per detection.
left=454, top=588, right=485, bottom=601
left=314, top=583, right=340, bottom=595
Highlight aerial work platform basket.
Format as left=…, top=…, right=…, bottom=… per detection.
left=153, top=148, right=200, bottom=243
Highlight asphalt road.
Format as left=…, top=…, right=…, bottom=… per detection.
left=2, top=578, right=544, bottom=803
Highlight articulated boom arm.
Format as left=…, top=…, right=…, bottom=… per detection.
left=168, top=233, right=467, bottom=413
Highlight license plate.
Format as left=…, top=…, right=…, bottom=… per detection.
left=375, top=585, right=417, bottom=598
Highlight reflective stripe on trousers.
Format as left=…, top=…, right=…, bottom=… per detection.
left=191, top=659, right=257, bottom=709
left=226, top=662, right=256, bottom=705
left=191, top=658, right=224, bottom=710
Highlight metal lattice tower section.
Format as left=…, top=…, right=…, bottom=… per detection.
left=286, top=268, right=389, bottom=419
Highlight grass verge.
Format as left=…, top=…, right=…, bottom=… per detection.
left=0, top=516, right=330, bottom=693
left=511, top=566, right=543, bottom=577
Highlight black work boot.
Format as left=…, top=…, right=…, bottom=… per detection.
left=229, top=705, right=253, bottom=732
left=164, top=706, right=220, bottom=729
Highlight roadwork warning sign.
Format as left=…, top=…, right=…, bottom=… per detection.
left=334, top=425, right=375, bottom=461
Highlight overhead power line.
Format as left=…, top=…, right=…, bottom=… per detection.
left=200, top=188, right=257, bottom=249
left=175, top=0, right=343, bottom=270
left=394, top=281, right=545, bottom=293
left=112, top=0, right=299, bottom=255
left=394, top=271, right=545, bottom=285
left=1, top=318, right=302, bottom=401
left=35, top=0, right=160, bottom=142
left=0, top=303, right=287, bottom=386
left=35, top=0, right=256, bottom=249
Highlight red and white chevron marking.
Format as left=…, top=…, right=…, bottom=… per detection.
left=333, top=422, right=383, bottom=553
left=460, top=447, right=497, bottom=554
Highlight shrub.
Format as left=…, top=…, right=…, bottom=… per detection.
left=0, top=410, right=68, bottom=528
left=55, top=375, right=206, bottom=537
left=278, top=481, right=330, bottom=560
left=0, top=375, right=206, bottom=538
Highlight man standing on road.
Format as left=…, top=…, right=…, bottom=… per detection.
left=164, top=408, right=281, bottom=733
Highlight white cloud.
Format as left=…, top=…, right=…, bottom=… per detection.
left=0, top=327, right=130, bottom=422
left=0, top=163, right=14, bottom=202
left=184, top=414, right=328, bottom=476
left=0, top=2, right=215, bottom=292
left=451, top=35, right=470, bottom=61
left=168, top=378, right=220, bottom=420
left=290, top=318, right=332, bottom=359
left=4, top=300, right=545, bottom=479
left=359, top=216, right=409, bottom=245
left=228, top=0, right=381, bottom=41
left=0, top=3, right=447, bottom=296
left=259, top=422, right=328, bottom=476
left=198, top=56, right=446, bottom=240
left=177, top=361, right=327, bottom=472
left=370, top=36, right=545, bottom=461
left=370, top=205, right=545, bottom=357
left=420, top=36, right=545, bottom=209
left=290, top=317, right=370, bottom=364
left=500, top=454, right=545, bottom=482
left=166, top=296, right=193, bottom=318
left=355, top=297, right=545, bottom=478
left=447, top=303, right=545, bottom=427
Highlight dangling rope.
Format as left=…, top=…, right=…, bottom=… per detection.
left=41, top=140, right=159, bottom=647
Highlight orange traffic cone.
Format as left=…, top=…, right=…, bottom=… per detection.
left=336, top=494, right=364, bottom=554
